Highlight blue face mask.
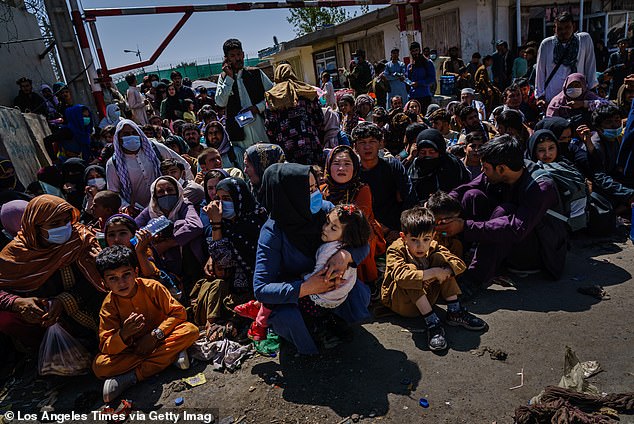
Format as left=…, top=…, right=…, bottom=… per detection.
left=221, top=200, right=236, bottom=219
left=310, top=190, right=322, bottom=214
left=157, top=194, right=178, bottom=211
left=83, top=117, right=91, bottom=126
left=602, top=126, right=622, bottom=139
left=46, top=222, right=73, bottom=244
left=121, top=135, right=141, bottom=152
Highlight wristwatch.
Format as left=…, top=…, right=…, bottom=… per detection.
left=151, top=328, right=165, bottom=340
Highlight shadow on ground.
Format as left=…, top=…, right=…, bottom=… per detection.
left=251, top=326, right=420, bottom=418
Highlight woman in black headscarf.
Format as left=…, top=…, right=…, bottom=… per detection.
left=252, top=163, right=370, bottom=355
left=61, top=158, right=87, bottom=209
left=534, top=117, right=593, bottom=176
left=407, top=129, right=470, bottom=203
left=193, top=177, right=268, bottom=339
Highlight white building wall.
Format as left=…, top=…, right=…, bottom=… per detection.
left=0, top=3, right=56, bottom=108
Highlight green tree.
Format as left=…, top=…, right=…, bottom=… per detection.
left=286, top=7, right=350, bottom=36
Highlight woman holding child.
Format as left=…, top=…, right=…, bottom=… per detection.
left=0, top=195, right=105, bottom=350
left=253, top=163, right=371, bottom=355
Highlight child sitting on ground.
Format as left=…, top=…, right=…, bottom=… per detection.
left=90, top=190, right=121, bottom=230
left=92, top=245, right=198, bottom=403
left=380, top=206, right=487, bottom=351
left=235, top=204, right=371, bottom=340
left=425, top=191, right=464, bottom=258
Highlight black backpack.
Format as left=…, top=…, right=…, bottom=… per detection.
left=531, top=161, right=589, bottom=232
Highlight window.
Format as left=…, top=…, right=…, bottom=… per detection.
left=314, top=49, right=340, bottom=87
left=420, top=9, right=461, bottom=54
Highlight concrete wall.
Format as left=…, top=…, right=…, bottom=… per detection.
left=0, top=3, right=56, bottom=109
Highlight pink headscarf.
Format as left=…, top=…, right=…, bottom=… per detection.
left=546, top=73, right=603, bottom=118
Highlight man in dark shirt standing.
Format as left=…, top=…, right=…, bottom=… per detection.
left=13, top=77, right=46, bottom=116
left=607, top=38, right=632, bottom=100
left=341, top=49, right=373, bottom=95
left=491, top=41, right=514, bottom=91
left=353, top=122, right=417, bottom=244
left=171, top=71, right=196, bottom=103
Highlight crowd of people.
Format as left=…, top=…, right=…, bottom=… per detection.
left=2, top=11, right=634, bottom=405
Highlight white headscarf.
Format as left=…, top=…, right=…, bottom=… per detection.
left=148, top=175, right=186, bottom=222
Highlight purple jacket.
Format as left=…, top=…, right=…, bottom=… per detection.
left=136, top=201, right=204, bottom=273
left=450, top=163, right=568, bottom=278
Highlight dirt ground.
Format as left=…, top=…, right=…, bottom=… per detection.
left=1, top=225, right=634, bottom=424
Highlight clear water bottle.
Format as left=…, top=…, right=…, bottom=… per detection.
left=130, top=216, right=171, bottom=246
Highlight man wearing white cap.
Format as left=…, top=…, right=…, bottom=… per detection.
left=460, top=88, right=486, bottom=121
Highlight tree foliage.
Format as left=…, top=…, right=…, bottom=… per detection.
left=286, top=7, right=351, bottom=36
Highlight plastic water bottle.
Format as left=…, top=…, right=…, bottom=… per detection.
left=130, top=216, right=171, bottom=246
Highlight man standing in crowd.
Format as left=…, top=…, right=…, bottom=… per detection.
left=172, top=71, right=196, bottom=103
left=407, top=41, right=436, bottom=113
left=13, top=77, right=46, bottom=116
left=340, top=49, right=373, bottom=95
left=125, top=74, right=149, bottom=126
left=607, top=38, right=632, bottom=100
left=535, top=11, right=597, bottom=105
left=215, top=38, right=273, bottom=159
left=442, top=46, right=466, bottom=77
left=466, top=52, right=482, bottom=84
left=384, top=48, right=409, bottom=109
left=491, top=41, right=514, bottom=91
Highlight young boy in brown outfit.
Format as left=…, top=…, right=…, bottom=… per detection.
left=380, top=206, right=487, bottom=351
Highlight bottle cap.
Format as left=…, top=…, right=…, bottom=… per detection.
left=419, top=398, right=429, bottom=408
left=175, top=397, right=184, bottom=406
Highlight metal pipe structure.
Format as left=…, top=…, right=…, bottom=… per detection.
left=83, top=0, right=395, bottom=18
left=69, top=0, right=105, bottom=117
left=579, top=0, right=584, bottom=32
left=84, top=0, right=403, bottom=79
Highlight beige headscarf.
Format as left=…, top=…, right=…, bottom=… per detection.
left=265, top=63, right=318, bottom=111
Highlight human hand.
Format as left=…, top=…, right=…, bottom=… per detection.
left=410, top=81, right=419, bottom=88
left=325, top=250, right=352, bottom=282
left=204, top=257, right=215, bottom=278
left=204, top=200, right=222, bottom=222
left=134, top=229, right=152, bottom=251
left=122, top=205, right=139, bottom=217
left=42, top=298, right=63, bottom=327
left=133, top=332, right=158, bottom=355
left=194, top=171, right=205, bottom=184
left=222, top=61, right=234, bottom=79
left=120, top=312, right=146, bottom=342
left=566, top=100, right=585, bottom=109
left=300, top=268, right=336, bottom=297
left=88, top=245, right=101, bottom=261
left=85, top=185, right=98, bottom=197
left=434, top=217, right=465, bottom=237
left=12, top=297, right=47, bottom=324
left=248, top=105, right=259, bottom=116
left=576, top=125, right=594, bottom=148
left=536, top=98, right=547, bottom=110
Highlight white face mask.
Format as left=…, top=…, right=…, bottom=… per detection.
left=46, top=222, right=73, bottom=244
left=566, top=87, right=583, bottom=99
left=87, top=177, right=106, bottom=190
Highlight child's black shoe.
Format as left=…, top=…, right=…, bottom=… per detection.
left=446, top=308, right=488, bottom=331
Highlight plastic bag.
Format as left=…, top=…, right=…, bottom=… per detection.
left=38, top=323, right=92, bottom=376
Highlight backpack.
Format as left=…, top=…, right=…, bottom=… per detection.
left=530, top=161, right=589, bottom=232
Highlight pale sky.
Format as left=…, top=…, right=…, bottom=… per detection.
left=81, top=0, right=375, bottom=71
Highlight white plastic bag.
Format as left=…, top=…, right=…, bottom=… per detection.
left=38, top=323, right=92, bottom=376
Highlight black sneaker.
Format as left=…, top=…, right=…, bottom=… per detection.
left=427, top=324, right=448, bottom=351
left=446, top=308, right=488, bottom=331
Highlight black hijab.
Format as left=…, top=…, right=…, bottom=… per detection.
left=260, top=163, right=325, bottom=257
left=534, top=117, right=571, bottom=141
left=527, top=129, right=559, bottom=162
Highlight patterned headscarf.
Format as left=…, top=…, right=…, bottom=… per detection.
left=208, top=177, right=267, bottom=288
left=323, top=145, right=364, bottom=205
left=244, top=143, right=286, bottom=194
left=112, top=119, right=162, bottom=204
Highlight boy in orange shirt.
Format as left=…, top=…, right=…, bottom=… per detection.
left=93, top=245, right=198, bottom=402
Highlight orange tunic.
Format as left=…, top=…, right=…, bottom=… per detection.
left=92, top=278, right=198, bottom=381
